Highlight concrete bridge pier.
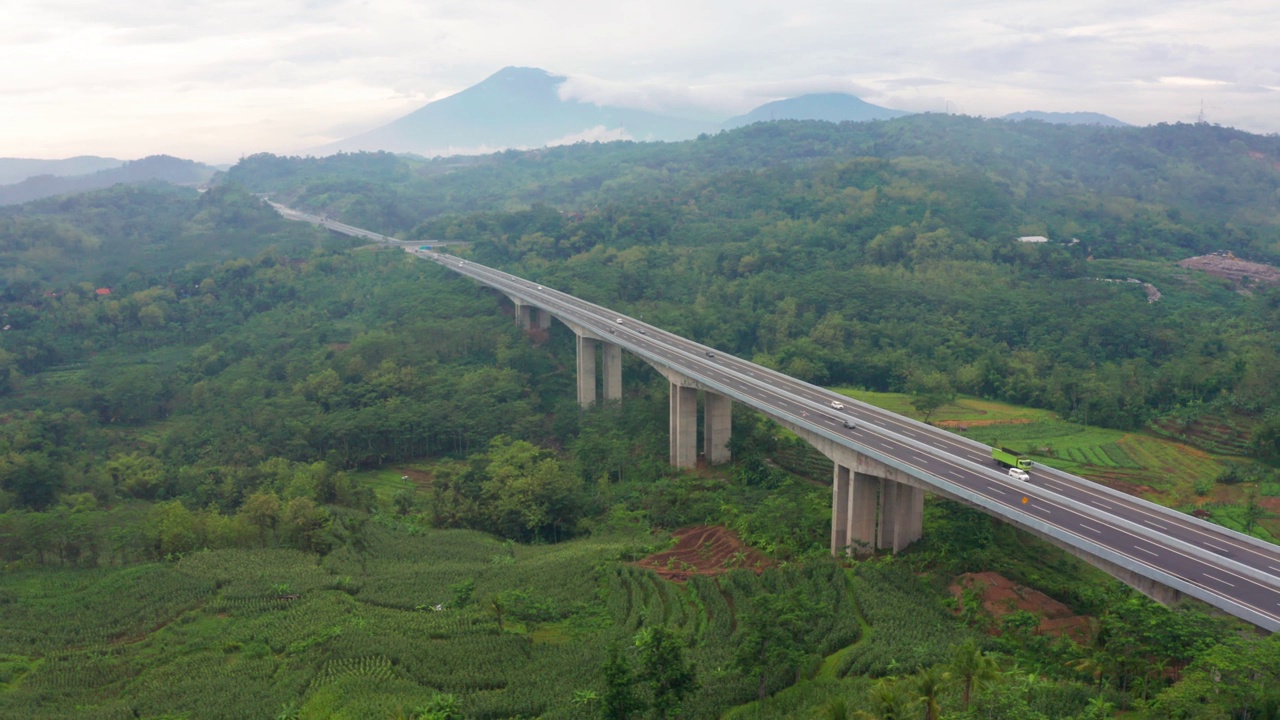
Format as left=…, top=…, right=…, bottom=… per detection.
left=831, top=465, right=877, bottom=555
left=573, top=332, right=623, bottom=408
left=576, top=335, right=597, bottom=407
left=646, top=366, right=732, bottom=468
left=704, top=392, right=732, bottom=465
left=602, top=342, right=622, bottom=401
left=514, top=302, right=534, bottom=330
left=670, top=383, right=698, bottom=468
left=786, top=425, right=926, bottom=556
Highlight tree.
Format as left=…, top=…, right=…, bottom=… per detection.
left=239, top=492, right=281, bottom=547
left=635, top=626, right=697, bottom=719
left=105, top=452, right=166, bottom=499
left=733, top=585, right=822, bottom=701
left=913, top=665, right=946, bottom=720
left=280, top=496, right=329, bottom=552
left=480, top=436, right=584, bottom=542
left=601, top=644, right=646, bottom=720
left=947, top=638, right=999, bottom=711
left=907, top=370, right=956, bottom=423
left=855, top=677, right=913, bottom=720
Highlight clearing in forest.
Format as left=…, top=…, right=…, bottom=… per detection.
left=634, top=525, right=770, bottom=581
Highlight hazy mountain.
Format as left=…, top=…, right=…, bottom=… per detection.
left=0, top=156, right=123, bottom=185
left=317, top=66, right=715, bottom=156
left=723, top=93, right=911, bottom=129
left=0, top=155, right=218, bottom=206
left=1001, top=111, right=1131, bottom=127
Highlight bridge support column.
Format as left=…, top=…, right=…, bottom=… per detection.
left=536, top=308, right=552, bottom=330
left=875, top=478, right=923, bottom=554
left=602, top=342, right=622, bottom=401
left=576, top=336, right=597, bottom=407
left=832, top=466, right=880, bottom=556
left=832, top=465, right=849, bottom=552
left=669, top=383, right=697, bottom=468
left=515, top=303, right=533, bottom=330
left=703, top=392, right=732, bottom=464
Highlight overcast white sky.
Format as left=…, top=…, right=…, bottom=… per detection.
left=2, top=0, right=1276, bottom=163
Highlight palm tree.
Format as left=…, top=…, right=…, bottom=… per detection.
left=823, top=698, right=850, bottom=720
left=948, top=638, right=1000, bottom=711
left=855, top=678, right=912, bottom=720
left=914, top=666, right=947, bottom=720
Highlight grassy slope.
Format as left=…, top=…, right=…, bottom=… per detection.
left=836, top=389, right=1227, bottom=500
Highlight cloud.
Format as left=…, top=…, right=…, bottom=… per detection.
left=3, top=0, right=1280, bottom=160
left=545, top=125, right=634, bottom=146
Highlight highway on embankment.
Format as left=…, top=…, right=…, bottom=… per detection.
left=277, top=205, right=1280, bottom=632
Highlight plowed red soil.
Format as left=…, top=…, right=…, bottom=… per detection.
left=396, top=468, right=434, bottom=490
left=951, top=571, right=1093, bottom=644
left=936, top=418, right=1033, bottom=428
left=636, top=525, right=771, bottom=581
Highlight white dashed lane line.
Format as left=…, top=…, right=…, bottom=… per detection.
left=1143, top=520, right=1168, bottom=531
left=1202, top=573, right=1236, bottom=588
left=1135, top=546, right=1159, bottom=558
left=986, top=485, right=1007, bottom=496
left=1080, top=524, right=1102, bottom=535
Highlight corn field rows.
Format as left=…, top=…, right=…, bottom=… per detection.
left=0, top=528, right=978, bottom=718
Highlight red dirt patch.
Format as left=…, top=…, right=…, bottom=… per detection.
left=1086, top=474, right=1160, bottom=498
left=636, top=525, right=770, bottom=581
left=1258, top=497, right=1280, bottom=513
left=1178, top=253, right=1280, bottom=286
left=951, top=571, right=1093, bottom=644
left=936, top=418, right=1034, bottom=428
left=396, top=468, right=435, bottom=490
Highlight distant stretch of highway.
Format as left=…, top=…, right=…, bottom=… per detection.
left=277, top=204, right=1280, bottom=632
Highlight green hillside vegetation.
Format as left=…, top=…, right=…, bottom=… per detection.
left=2, top=119, right=1280, bottom=718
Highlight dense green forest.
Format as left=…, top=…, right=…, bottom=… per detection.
left=2, top=117, right=1280, bottom=719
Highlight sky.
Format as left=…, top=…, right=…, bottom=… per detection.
left=2, top=0, right=1277, bottom=164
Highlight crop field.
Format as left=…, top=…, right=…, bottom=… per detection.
left=831, top=390, right=1232, bottom=501
left=0, top=516, right=992, bottom=720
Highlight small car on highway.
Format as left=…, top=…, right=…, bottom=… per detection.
left=1008, top=467, right=1030, bottom=482
left=830, top=400, right=845, bottom=410
left=842, top=419, right=856, bottom=429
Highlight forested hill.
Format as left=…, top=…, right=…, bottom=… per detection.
left=227, top=117, right=1280, bottom=442
left=226, top=116, right=1280, bottom=259
left=0, top=183, right=336, bottom=292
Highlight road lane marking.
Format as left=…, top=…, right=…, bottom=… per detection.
left=1203, top=542, right=1229, bottom=554
left=932, top=442, right=947, bottom=449
left=1143, top=520, right=1168, bottom=530
left=1041, top=481, right=1064, bottom=491
left=1092, top=501, right=1113, bottom=510
left=986, top=485, right=1007, bottom=496
left=912, top=455, right=929, bottom=464
left=903, top=430, right=916, bottom=437
left=878, top=442, right=894, bottom=450
left=948, top=471, right=964, bottom=478
left=1080, top=524, right=1102, bottom=534
left=1031, top=505, right=1052, bottom=515
left=1135, top=546, right=1159, bottom=557
left=1269, top=566, right=1280, bottom=574
left=1202, top=573, right=1235, bottom=588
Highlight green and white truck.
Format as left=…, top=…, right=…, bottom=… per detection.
left=992, top=447, right=1033, bottom=470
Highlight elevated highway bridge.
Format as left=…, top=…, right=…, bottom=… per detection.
left=278, top=205, right=1280, bottom=632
